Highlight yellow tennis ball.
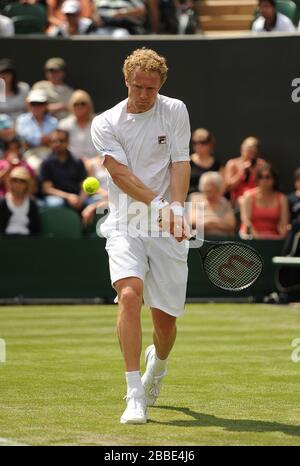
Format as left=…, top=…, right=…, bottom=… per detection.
left=82, top=177, right=100, bottom=194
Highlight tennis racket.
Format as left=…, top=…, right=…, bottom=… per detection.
left=189, top=236, right=264, bottom=292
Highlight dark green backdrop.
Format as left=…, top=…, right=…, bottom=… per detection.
left=0, top=237, right=283, bottom=301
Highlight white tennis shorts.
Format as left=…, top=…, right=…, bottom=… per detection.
left=105, top=233, right=189, bottom=317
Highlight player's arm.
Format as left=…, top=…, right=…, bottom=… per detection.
left=170, top=161, right=191, bottom=240
left=103, top=155, right=157, bottom=204
left=103, top=155, right=185, bottom=240
left=170, top=161, right=191, bottom=206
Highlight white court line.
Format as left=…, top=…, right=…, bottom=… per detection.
left=0, top=437, right=29, bottom=446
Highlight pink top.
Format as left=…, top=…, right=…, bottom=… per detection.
left=240, top=190, right=282, bottom=238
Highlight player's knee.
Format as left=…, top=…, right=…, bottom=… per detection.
left=119, top=287, right=142, bottom=312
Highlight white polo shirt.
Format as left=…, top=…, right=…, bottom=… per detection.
left=91, top=94, right=191, bottom=236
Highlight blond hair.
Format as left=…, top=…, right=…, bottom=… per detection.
left=68, top=89, right=94, bottom=119
left=123, top=48, right=168, bottom=85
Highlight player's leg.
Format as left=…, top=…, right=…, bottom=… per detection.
left=142, top=237, right=188, bottom=406
left=115, top=277, right=143, bottom=372
left=141, top=309, right=176, bottom=406
left=151, top=308, right=177, bottom=361
left=114, top=276, right=147, bottom=424
left=105, top=233, right=149, bottom=424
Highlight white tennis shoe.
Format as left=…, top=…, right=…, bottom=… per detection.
left=141, top=344, right=167, bottom=407
left=120, top=391, right=147, bottom=424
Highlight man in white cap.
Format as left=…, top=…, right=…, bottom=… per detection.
left=48, top=0, right=97, bottom=37
left=32, top=57, right=74, bottom=120
left=15, top=90, right=57, bottom=158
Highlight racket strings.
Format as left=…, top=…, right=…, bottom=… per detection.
left=203, top=243, right=263, bottom=291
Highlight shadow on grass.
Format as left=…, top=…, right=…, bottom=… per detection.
left=149, top=406, right=300, bottom=437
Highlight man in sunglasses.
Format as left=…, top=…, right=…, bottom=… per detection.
left=16, top=89, right=58, bottom=158
left=40, top=129, right=87, bottom=210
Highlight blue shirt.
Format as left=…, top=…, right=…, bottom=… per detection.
left=0, top=113, right=13, bottom=130
left=16, top=112, right=58, bottom=147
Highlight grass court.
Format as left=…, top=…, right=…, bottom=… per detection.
left=1, top=303, right=300, bottom=446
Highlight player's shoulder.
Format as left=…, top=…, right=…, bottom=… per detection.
left=92, top=99, right=127, bottom=129
left=157, top=94, right=187, bottom=112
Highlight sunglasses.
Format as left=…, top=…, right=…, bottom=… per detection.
left=258, top=174, right=272, bottom=179
left=51, top=138, right=67, bottom=144
left=46, top=68, right=62, bottom=73
left=74, top=102, right=88, bottom=106
left=11, top=178, right=27, bottom=183
left=30, top=102, right=46, bottom=106
left=193, top=139, right=210, bottom=145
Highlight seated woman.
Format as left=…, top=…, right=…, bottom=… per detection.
left=58, top=89, right=97, bottom=161
left=0, top=137, right=35, bottom=198
left=224, top=136, right=266, bottom=207
left=188, top=171, right=236, bottom=237
left=189, top=128, right=223, bottom=194
left=239, top=163, right=289, bottom=239
left=0, top=166, right=41, bottom=236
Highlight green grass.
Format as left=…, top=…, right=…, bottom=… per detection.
left=1, top=303, right=300, bottom=446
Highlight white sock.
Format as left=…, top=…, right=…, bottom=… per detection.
left=152, top=353, right=167, bottom=376
left=125, top=371, right=144, bottom=397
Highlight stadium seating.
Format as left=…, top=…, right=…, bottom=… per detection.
left=39, top=207, right=82, bottom=239
left=10, top=14, right=46, bottom=34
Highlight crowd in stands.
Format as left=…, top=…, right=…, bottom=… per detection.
left=0, top=0, right=200, bottom=36
left=0, top=54, right=300, bottom=251
left=1, top=0, right=300, bottom=36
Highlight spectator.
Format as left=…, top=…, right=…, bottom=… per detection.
left=32, top=57, right=74, bottom=120
left=94, top=0, right=146, bottom=35
left=146, top=0, right=179, bottom=34
left=0, top=114, right=15, bottom=153
left=40, top=129, right=87, bottom=210
left=16, top=89, right=58, bottom=169
left=47, top=0, right=94, bottom=32
left=58, top=89, right=97, bottom=160
left=0, top=13, right=14, bottom=36
left=0, top=166, right=41, bottom=236
left=281, top=167, right=300, bottom=254
left=0, top=137, right=35, bottom=198
left=177, top=0, right=199, bottom=34
left=189, top=128, right=223, bottom=194
left=224, top=136, right=266, bottom=207
left=252, top=0, right=296, bottom=33
left=48, top=0, right=97, bottom=36
left=0, top=59, right=30, bottom=122
left=3, top=0, right=48, bottom=34
left=239, top=163, right=289, bottom=239
left=188, top=171, right=236, bottom=237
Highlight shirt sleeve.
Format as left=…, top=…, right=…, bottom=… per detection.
left=170, top=102, right=191, bottom=163
left=39, top=161, right=51, bottom=183
left=91, top=114, right=128, bottom=166
left=78, top=159, right=88, bottom=182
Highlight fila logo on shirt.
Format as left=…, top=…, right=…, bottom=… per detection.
left=158, top=135, right=167, bottom=145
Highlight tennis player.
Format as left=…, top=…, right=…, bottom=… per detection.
left=91, top=48, right=191, bottom=424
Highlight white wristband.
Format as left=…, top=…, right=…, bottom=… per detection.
left=171, top=204, right=184, bottom=217
left=151, top=195, right=169, bottom=211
